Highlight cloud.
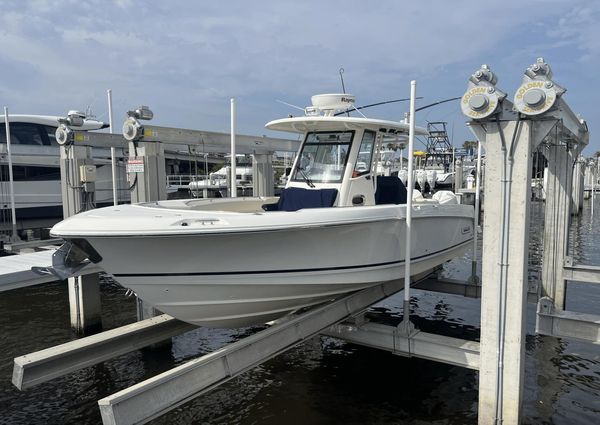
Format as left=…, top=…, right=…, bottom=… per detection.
left=548, top=5, right=600, bottom=62
left=0, top=0, right=597, bottom=150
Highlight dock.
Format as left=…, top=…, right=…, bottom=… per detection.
left=0, top=248, right=101, bottom=292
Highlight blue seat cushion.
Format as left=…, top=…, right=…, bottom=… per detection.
left=375, top=176, right=407, bottom=205
left=263, top=187, right=338, bottom=212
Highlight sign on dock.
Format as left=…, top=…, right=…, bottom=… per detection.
left=126, top=158, right=144, bottom=173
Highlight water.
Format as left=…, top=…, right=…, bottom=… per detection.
left=1, top=200, right=599, bottom=424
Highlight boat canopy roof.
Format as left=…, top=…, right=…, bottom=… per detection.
left=265, top=116, right=428, bottom=136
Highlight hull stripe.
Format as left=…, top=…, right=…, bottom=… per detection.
left=112, top=239, right=472, bottom=278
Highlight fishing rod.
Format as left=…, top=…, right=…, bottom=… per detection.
left=415, top=96, right=461, bottom=112
left=333, top=97, right=423, bottom=116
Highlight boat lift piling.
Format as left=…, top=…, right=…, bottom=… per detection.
left=593, top=162, right=596, bottom=217
left=127, top=123, right=167, bottom=322
left=455, top=159, right=463, bottom=192
left=252, top=154, right=275, bottom=196
left=532, top=63, right=600, bottom=347
left=571, top=156, right=585, bottom=215
left=584, top=159, right=595, bottom=200
left=461, top=58, right=592, bottom=425
left=124, top=106, right=168, bottom=209
left=57, top=117, right=103, bottom=334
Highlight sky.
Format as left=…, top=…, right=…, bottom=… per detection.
left=0, top=0, right=598, bottom=153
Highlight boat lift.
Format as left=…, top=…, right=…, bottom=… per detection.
left=12, top=271, right=479, bottom=424
left=10, top=88, right=485, bottom=424
left=461, top=58, right=593, bottom=425
left=10, top=59, right=597, bottom=425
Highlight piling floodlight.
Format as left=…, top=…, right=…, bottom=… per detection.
left=514, top=58, right=565, bottom=116
left=127, top=105, right=154, bottom=121
left=461, top=64, right=507, bottom=120
left=55, top=124, right=73, bottom=146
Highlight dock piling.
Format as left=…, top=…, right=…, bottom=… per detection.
left=60, top=143, right=102, bottom=334
left=461, top=58, right=587, bottom=425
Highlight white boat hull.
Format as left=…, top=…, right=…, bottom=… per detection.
left=54, top=201, right=474, bottom=327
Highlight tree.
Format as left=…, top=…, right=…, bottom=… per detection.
left=462, top=140, right=477, bottom=156
left=462, top=140, right=477, bottom=150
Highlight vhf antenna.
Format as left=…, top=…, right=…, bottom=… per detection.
left=339, top=68, right=346, bottom=93
left=339, top=68, right=350, bottom=116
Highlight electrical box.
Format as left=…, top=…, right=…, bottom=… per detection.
left=79, top=165, right=97, bottom=183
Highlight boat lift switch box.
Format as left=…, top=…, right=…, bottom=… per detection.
left=79, top=165, right=97, bottom=192
left=79, top=165, right=97, bottom=183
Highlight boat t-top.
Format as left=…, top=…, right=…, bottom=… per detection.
left=50, top=94, right=475, bottom=328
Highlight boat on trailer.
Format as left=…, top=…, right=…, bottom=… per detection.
left=50, top=94, right=474, bottom=328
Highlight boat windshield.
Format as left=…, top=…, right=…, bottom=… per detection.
left=292, top=131, right=353, bottom=184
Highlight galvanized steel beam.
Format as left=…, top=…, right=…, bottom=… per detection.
left=322, top=322, right=480, bottom=369
left=67, top=131, right=127, bottom=149
left=536, top=297, right=600, bottom=344
left=122, top=121, right=299, bottom=154
left=563, top=260, right=600, bottom=285
left=12, top=314, right=195, bottom=390
left=67, top=127, right=299, bottom=155
left=541, top=141, right=573, bottom=310
left=412, top=276, right=481, bottom=298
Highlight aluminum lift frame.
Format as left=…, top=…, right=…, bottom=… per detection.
left=461, top=58, right=593, bottom=425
